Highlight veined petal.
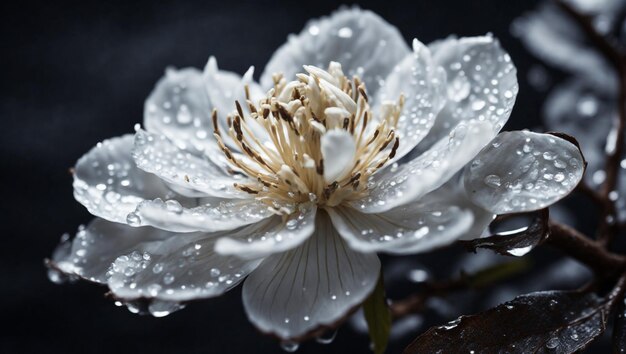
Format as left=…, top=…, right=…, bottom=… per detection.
left=463, top=131, right=584, bottom=214
left=354, top=120, right=495, bottom=213
left=215, top=205, right=317, bottom=260
left=133, top=129, right=251, bottom=199
left=328, top=200, right=473, bottom=255
left=50, top=218, right=261, bottom=302
left=260, top=7, right=410, bottom=96
left=242, top=211, right=380, bottom=339
left=131, top=198, right=275, bottom=233
left=73, top=135, right=191, bottom=224
left=412, top=35, right=517, bottom=156
left=375, top=39, right=447, bottom=162
left=321, top=129, right=357, bottom=183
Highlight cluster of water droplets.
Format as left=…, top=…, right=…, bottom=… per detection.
left=465, top=131, right=584, bottom=214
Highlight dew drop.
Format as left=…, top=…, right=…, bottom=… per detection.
left=163, top=273, right=175, bottom=285
left=483, top=174, right=501, bottom=188
left=337, top=27, right=353, bottom=38
left=280, top=341, right=299, bottom=352
left=546, top=337, right=559, bottom=349
left=165, top=200, right=183, bottom=214
left=316, top=330, right=338, bottom=344
left=126, top=212, right=141, bottom=226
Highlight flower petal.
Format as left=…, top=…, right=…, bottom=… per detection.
left=131, top=198, right=274, bottom=233
left=133, top=129, right=251, bottom=199
left=463, top=131, right=585, bottom=214
left=51, top=218, right=261, bottom=302
left=353, top=120, right=495, bottom=213
left=259, top=7, right=410, bottom=96
left=144, top=67, right=219, bottom=155
left=412, top=35, right=518, bottom=156
left=203, top=57, right=270, bottom=149
left=328, top=192, right=473, bottom=255
left=73, top=135, right=188, bottom=224
left=374, top=39, right=447, bottom=161
left=214, top=205, right=317, bottom=259
left=321, top=129, right=357, bottom=183
left=242, top=211, right=380, bottom=339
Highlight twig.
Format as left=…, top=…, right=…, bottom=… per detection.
left=389, top=261, right=528, bottom=319
left=547, top=221, right=626, bottom=273
left=389, top=278, right=466, bottom=319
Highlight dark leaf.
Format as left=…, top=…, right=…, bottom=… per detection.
left=613, top=293, right=626, bottom=352
left=460, top=209, right=550, bottom=257
left=363, top=273, right=391, bottom=354
left=404, top=290, right=613, bottom=354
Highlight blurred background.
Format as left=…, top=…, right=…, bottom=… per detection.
left=1, top=0, right=600, bottom=352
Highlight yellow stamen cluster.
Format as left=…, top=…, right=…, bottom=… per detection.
left=213, top=62, right=404, bottom=213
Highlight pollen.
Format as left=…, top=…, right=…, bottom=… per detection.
left=213, top=62, right=404, bottom=212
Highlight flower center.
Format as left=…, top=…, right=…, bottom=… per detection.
left=213, top=62, right=403, bottom=213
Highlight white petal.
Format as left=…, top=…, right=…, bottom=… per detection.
left=321, top=129, right=357, bottom=183
left=73, top=135, right=189, bottom=224
left=463, top=131, right=585, bottom=214
left=411, top=35, right=518, bottom=156
left=328, top=194, right=473, bottom=255
left=203, top=57, right=269, bottom=149
left=132, top=198, right=274, bottom=233
left=51, top=218, right=261, bottom=302
left=354, top=120, right=495, bottom=213
left=133, top=129, right=251, bottom=199
left=144, top=67, right=220, bottom=155
left=259, top=7, right=410, bottom=96
left=242, top=211, right=380, bottom=339
left=215, top=205, right=317, bottom=259
left=374, top=39, right=447, bottom=162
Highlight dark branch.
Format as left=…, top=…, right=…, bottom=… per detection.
left=547, top=221, right=626, bottom=273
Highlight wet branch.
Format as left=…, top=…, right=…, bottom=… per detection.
left=390, top=222, right=626, bottom=320
left=547, top=221, right=626, bottom=273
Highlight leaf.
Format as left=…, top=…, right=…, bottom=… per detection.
left=404, top=290, right=613, bottom=354
left=460, top=209, right=550, bottom=257
left=363, top=273, right=391, bottom=354
left=612, top=292, right=626, bottom=352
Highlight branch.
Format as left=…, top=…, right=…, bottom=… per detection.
left=547, top=221, right=626, bottom=273
left=389, top=260, right=528, bottom=319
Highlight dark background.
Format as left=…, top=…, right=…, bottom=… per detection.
left=0, top=0, right=566, bottom=353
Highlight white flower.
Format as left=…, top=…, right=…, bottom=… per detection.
left=49, top=7, right=585, bottom=340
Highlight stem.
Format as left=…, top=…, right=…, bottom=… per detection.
left=389, top=278, right=466, bottom=319
left=547, top=221, right=626, bottom=273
